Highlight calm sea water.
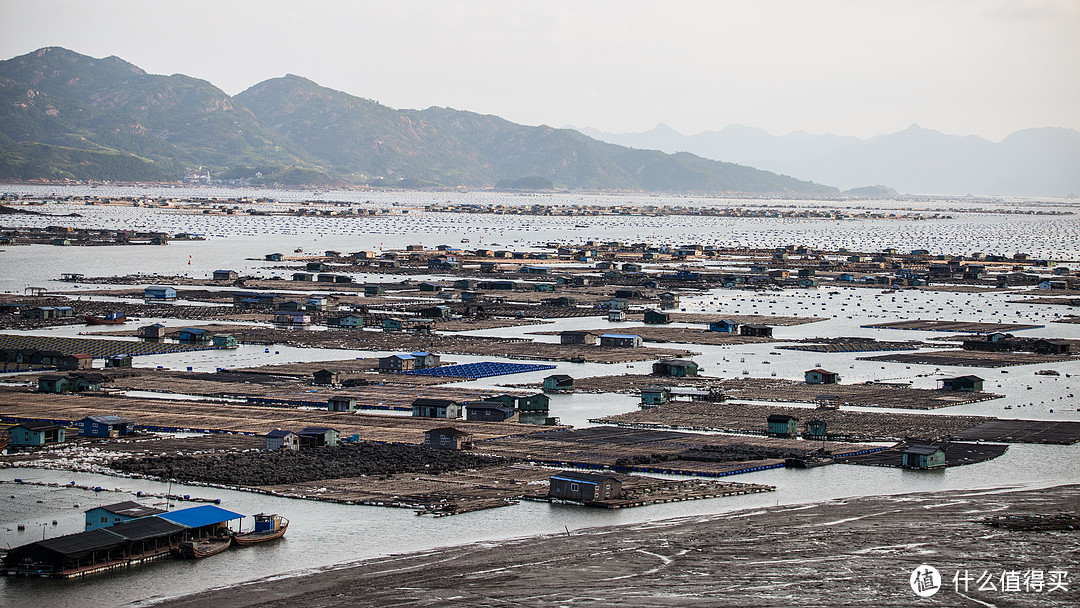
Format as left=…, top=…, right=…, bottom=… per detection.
left=2, top=186, right=1079, bottom=606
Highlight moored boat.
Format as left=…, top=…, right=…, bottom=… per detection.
left=85, top=311, right=127, bottom=325
left=232, top=514, right=288, bottom=546
left=171, top=536, right=232, bottom=559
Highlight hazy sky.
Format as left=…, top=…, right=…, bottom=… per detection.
left=3, top=1, right=1078, bottom=140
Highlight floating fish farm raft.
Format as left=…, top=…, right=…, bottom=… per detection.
left=399, top=361, right=556, bottom=379
left=778, top=341, right=923, bottom=353
left=553, top=375, right=1003, bottom=410
left=477, top=426, right=887, bottom=478
left=0, top=334, right=222, bottom=358
left=834, top=441, right=1009, bottom=467
left=858, top=349, right=1076, bottom=368
left=952, top=419, right=1080, bottom=444
left=861, top=320, right=1044, bottom=333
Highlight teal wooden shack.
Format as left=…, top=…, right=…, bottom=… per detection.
left=9, top=421, right=65, bottom=446
left=327, top=314, right=364, bottom=329
left=901, top=444, right=946, bottom=469
left=38, top=374, right=72, bottom=393
left=644, top=309, right=672, bottom=324
left=212, top=334, right=239, bottom=348
left=767, top=415, right=798, bottom=438
left=708, top=320, right=739, bottom=333
left=640, top=387, right=671, bottom=406
left=601, top=298, right=629, bottom=310
left=543, top=374, right=574, bottom=392
left=84, top=501, right=164, bottom=531
left=492, top=392, right=550, bottom=412
left=517, top=392, right=550, bottom=411
left=105, top=354, right=133, bottom=368
left=327, top=395, right=357, bottom=412
left=652, top=359, right=699, bottom=377
left=939, top=376, right=983, bottom=392
left=806, top=419, right=828, bottom=438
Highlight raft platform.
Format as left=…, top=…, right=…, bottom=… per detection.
left=0, top=334, right=222, bottom=359
left=400, top=361, right=556, bottom=379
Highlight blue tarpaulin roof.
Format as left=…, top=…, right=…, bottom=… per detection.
left=158, top=505, right=243, bottom=528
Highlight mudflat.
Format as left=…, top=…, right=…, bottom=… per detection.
left=161, top=484, right=1080, bottom=607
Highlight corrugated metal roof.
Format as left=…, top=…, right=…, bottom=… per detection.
left=83, top=415, right=132, bottom=425
left=97, top=501, right=164, bottom=518
left=297, top=427, right=336, bottom=435
left=158, top=505, right=243, bottom=528
left=903, top=444, right=944, bottom=456
left=37, top=528, right=124, bottom=557
left=106, top=516, right=185, bottom=541
left=551, top=471, right=618, bottom=485
left=13, top=421, right=61, bottom=431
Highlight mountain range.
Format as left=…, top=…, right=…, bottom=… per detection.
left=0, top=47, right=835, bottom=194
left=577, top=123, right=1080, bottom=197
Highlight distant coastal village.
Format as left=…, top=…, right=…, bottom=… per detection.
left=0, top=188, right=1076, bottom=606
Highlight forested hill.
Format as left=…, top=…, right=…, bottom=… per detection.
left=0, top=47, right=836, bottom=194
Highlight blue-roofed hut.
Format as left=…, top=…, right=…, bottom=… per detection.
left=599, top=333, right=642, bottom=348
left=77, top=415, right=134, bottom=437
left=143, top=286, right=177, bottom=301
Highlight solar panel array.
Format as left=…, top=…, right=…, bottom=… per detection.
left=399, top=361, right=555, bottom=380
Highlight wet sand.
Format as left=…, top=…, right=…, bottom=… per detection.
left=160, top=484, right=1080, bottom=607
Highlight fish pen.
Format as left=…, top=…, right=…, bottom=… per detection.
left=952, top=419, right=1080, bottom=445
left=400, top=361, right=556, bottom=380
left=0, top=388, right=564, bottom=441
left=862, top=320, right=1044, bottom=333
left=778, top=341, right=925, bottom=353
left=857, top=350, right=1075, bottom=368
left=552, top=375, right=1003, bottom=410
left=474, top=426, right=883, bottom=477
left=0, top=334, right=223, bottom=358
left=589, top=401, right=998, bottom=443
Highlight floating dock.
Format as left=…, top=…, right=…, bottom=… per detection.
left=952, top=419, right=1080, bottom=445
left=400, top=361, right=556, bottom=379
left=0, top=334, right=222, bottom=358
left=834, top=441, right=1009, bottom=468
left=861, top=320, right=1044, bottom=333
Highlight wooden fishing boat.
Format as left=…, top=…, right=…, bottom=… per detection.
left=231, top=514, right=288, bottom=546
left=171, top=536, right=233, bottom=559
left=85, top=311, right=126, bottom=325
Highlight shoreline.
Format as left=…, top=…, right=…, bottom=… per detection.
left=155, top=483, right=1080, bottom=607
